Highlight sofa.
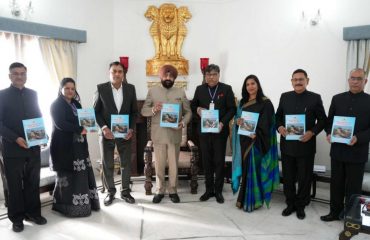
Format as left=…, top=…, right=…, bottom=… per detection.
left=0, top=140, right=56, bottom=207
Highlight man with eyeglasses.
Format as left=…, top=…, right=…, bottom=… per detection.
left=276, top=69, right=327, bottom=220
left=0, top=62, right=47, bottom=232
left=191, top=64, right=236, bottom=204
left=321, top=68, right=370, bottom=222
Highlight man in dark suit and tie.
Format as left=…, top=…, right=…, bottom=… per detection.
left=0, top=62, right=47, bottom=232
left=94, top=61, right=138, bottom=206
left=191, top=64, right=236, bottom=204
left=276, top=69, right=327, bottom=220
left=321, top=68, right=370, bottom=221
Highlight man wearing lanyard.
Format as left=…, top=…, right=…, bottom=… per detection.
left=191, top=64, right=236, bottom=203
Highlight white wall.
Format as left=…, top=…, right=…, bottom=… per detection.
left=1, top=0, right=370, bottom=168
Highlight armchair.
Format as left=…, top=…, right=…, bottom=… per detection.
left=143, top=118, right=199, bottom=195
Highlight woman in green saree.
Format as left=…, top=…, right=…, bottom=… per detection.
left=232, top=75, right=280, bottom=212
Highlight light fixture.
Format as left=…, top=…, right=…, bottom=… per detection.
left=9, top=0, right=33, bottom=20
left=302, top=9, right=321, bottom=26
left=200, top=58, right=209, bottom=84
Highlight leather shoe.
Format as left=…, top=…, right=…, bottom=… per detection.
left=104, top=194, right=115, bottom=206
left=199, top=192, right=214, bottom=202
left=296, top=209, right=306, bottom=220
left=25, top=215, right=47, bottom=225
left=282, top=205, right=295, bottom=216
left=215, top=192, right=224, bottom=204
left=152, top=194, right=164, bottom=203
left=12, top=222, right=24, bottom=232
left=121, top=192, right=135, bottom=204
left=320, top=213, right=340, bottom=222
left=169, top=193, right=180, bottom=203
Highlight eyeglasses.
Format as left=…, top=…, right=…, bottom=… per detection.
left=10, top=72, right=27, bottom=77
left=350, top=76, right=364, bottom=81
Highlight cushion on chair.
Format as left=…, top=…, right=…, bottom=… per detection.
left=180, top=125, right=187, bottom=147
left=40, top=146, right=51, bottom=168
left=151, top=150, right=192, bottom=169
left=39, top=167, right=56, bottom=187
left=363, top=173, right=370, bottom=193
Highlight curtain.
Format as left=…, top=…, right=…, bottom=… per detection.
left=346, top=40, right=370, bottom=92
left=38, top=38, right=78, bottom=85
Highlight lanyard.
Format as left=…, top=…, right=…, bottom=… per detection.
left=208, top=84, right=219, bottom=103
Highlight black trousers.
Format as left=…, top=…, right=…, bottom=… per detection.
left=100, top=137, right=132, bottom=195
left=3, top=155, right=41, bottom=223
left=281, top=153, right=314, bottom=209
left=199, top=133, right=227, bottom=194
left=330, top=159, right=365, bottom=215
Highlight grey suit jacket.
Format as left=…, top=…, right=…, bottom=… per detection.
left=93, top=82, right=138, bottom=131
left=141, top=86, right=192, bottom=144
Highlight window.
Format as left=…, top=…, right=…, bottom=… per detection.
left=0, top=32, right=59, bottom=136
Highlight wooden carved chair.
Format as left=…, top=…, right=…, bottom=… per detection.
left=143, top=117, right=199, bottom=195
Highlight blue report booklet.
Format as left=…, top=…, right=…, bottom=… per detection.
left=201, top=109, right=219, bottom=133
left=160, top=103, right=180, bottom=128
left=22, top=117, right=48, bottom=147
left=238, top=111, right=259, bottom=137
left=285, top=114, right=305, bottom=140
left=77, top=108, right=98, bottom=132
left=111, top=114, right=129, bottom=138
left=331, top=116, right=356, bottom=144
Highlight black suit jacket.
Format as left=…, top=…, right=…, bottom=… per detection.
left=276, top=90, right=327, bottom=157
left=191, top=82, right=236, bottom=137
left=93, top=82, right=138, bottom=132
left=326, top=91, right=370, bottom=163
left=0, top=85, right=42, bottom=158
left=50, top=96, right=84, bottom=171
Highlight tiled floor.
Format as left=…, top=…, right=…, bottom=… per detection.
left=0, top=178, right=368, bottom=240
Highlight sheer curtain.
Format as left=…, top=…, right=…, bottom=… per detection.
left=0, top=32, right=80, bottom=135
left=346, top=40, right=370, bottom=92
left=38, top=38, right=78, bottom=85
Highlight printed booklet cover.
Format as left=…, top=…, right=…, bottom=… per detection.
left=285, top=114, right=305, bottom=140
left=77, top=108, right=98, bottom=132
left=238, top=111, right=259, bottom=137
left=22, top=117, right=48, bottom=147
left=111, top=114, right=129, bottom=138
left=201, top=109, right=219, bottom=133
left=160, top=103, right=180, bottom=128
left=331, top=116, right=355, bottom=144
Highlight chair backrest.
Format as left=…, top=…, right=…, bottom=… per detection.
left=146, top=117, right=193, bottom=148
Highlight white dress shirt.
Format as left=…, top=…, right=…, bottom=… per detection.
left=111, top=83, right=123, bottom=113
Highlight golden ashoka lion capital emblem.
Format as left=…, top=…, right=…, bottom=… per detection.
left=145, top=3, right=191, bottom=76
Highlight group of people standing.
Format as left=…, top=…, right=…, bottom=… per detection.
left=0, top=61, right=369, bottom=234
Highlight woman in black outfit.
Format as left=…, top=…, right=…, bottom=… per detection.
left=50, top=78, right=100, bottom=217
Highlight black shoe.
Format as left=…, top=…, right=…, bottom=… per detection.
left=12, top=222, right=24, bottom=232
left=320, top=213, right=340, bottom=222
left=169, top=193, right=180, bottom=203
left=215, top=193, right=224, bottom=204
left=282, top=205, right=296, bottom=216
left=199, top=192, right=214, bottom=202
left=152, top=194, right=164, bottom=203
left=121, top=192, right=135, bottom=204
left=25, top=215, right=47, bottom=225
left=296, top=209, right=306, bottom=220
left=104, top=194, right=115, bottom=206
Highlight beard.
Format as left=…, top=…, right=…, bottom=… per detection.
left=161, top=79, right=174, bottom=89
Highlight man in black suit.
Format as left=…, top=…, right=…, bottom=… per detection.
left=94, top=61, right=138, bottom=206
left=0, top=62, right=47, bottom=232
left=276, top=69, right=327, bottom=220
left=191, top=64, right=236, bottom=204
left=321, top=68, right=370, bottom=222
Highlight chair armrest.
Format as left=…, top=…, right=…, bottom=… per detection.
left=146, top=140, right=153, bottom=148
